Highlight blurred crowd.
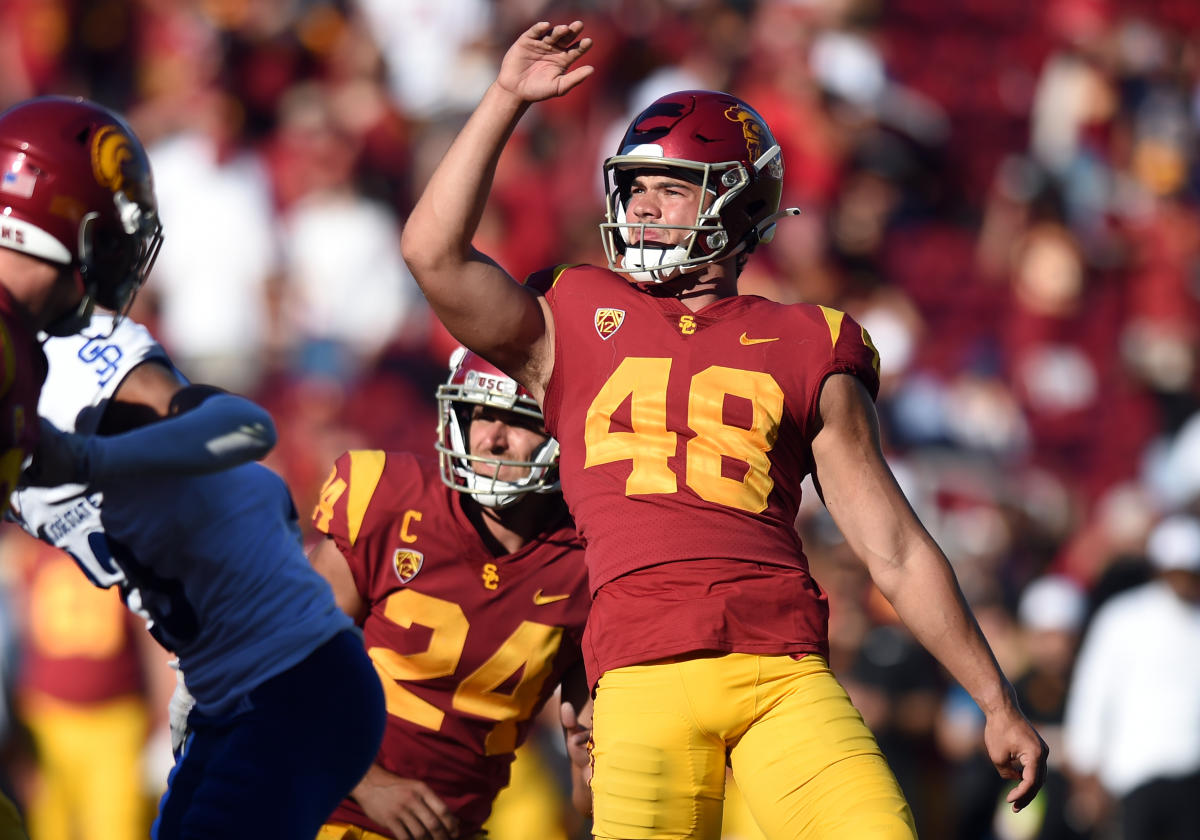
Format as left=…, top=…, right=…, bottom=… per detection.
left=0, top=0, right=1199, bottom=838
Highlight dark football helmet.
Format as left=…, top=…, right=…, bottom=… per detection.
left=0, top=96, right=162, bottom=329
left=600, top=90, right=799, bottom=284
left=435, top=347, right=559, bottom=509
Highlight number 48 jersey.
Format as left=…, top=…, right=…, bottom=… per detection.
left=533, top=264, right=880, bottom=589
left=529, top=264, right=881, bottom=683
left=313, top=450, right=588, bottom=838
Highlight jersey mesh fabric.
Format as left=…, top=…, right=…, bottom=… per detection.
left=529, top=264, right=880, bottom=684
left=314, top=450, right=588, bottom=837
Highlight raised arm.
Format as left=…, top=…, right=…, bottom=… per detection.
left=400, top=21, right=593, bottom=398
left=810, top=373, right=1048, bottom=811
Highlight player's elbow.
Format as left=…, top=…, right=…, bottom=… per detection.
left=237, top=401, right=277, bottom=459
left=245, top=415, right=277, bottom=459
left=400, top=222, right=466, bottom=290
left=202, top=395, right=278, bottom=462
left=399, top=221, right=438, bottom=276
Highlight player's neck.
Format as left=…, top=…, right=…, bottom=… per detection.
left=641, top=261, right=739, bottom=312
left=471, top=495, right=569, bottom=556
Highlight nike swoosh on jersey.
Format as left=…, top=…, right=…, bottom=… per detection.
left=739, top=332, right=779, bottom=345
left=533, top=590, right=571, bottom=605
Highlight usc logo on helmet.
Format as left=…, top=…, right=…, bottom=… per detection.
left=724, top=106, right=765, bottom=163
left=90, top=125, right=134, bottom=193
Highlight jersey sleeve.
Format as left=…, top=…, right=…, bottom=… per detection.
left=0, top=309, right=41, bottom=510
left=311, top=449, right=398, bottom=596
left=821, top=306, right=881, bottom=400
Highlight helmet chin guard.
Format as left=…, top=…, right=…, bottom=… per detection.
left=435, top=348, right=560, bottom=509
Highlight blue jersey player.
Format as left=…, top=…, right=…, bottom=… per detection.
left=11, top=312, right=385, bottom=839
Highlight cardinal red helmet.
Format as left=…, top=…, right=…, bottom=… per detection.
left=600, top=90, right=798, bottom=284
left=435, top=347, right=559, bottom=509
left=0, top=96, right=162, bottom=326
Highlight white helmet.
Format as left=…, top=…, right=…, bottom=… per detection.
left=435, top=347, right=560, bottom=509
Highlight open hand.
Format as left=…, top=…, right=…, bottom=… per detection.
left=561, top=699, right=593, bottom=815
left=561, top=699, right=592, bottom=777
left=353, top=764, right=460, bottom=839
left=497, top=21, right=594, bottom=103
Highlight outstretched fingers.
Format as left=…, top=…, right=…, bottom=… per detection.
left=524, top=20, right=594, bottom=94
left=529, top=20, right=588, bottom=48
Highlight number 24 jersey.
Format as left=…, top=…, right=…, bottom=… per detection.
left=313, top=450, right=588, bottom=837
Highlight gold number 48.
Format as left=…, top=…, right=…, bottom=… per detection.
left=584, top=357, right=784, bottom=513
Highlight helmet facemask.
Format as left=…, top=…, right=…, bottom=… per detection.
left=601, top=146, right=791, bottom=285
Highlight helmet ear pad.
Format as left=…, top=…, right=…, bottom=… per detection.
left=80, top=215, right=138, bottom=307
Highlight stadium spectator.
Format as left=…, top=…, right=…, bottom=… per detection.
left=1062, top=513, right=1200, bottom=840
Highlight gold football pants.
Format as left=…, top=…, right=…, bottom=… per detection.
left=590, top=652, right=916, bottom=839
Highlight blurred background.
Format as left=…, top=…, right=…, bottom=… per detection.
left=1, top=0, right=1200, bottom=838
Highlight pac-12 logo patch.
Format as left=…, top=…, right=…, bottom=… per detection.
left=393, top=549, right=424, bottom=583
left=594, top=308, right=625, bottom=340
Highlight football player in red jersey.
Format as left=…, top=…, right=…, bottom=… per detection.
left=0, top=94, right=162, bottom=840
left=310, top=348, right=591, bottom=840
left=400, top=21, right=1048, bottom=839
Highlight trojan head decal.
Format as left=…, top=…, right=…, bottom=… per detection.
left=724, top=105, right=766, bottom=164
left=90, top=124, right=135, bottom=194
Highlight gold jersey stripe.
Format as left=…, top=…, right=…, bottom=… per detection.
left=547, top=263, right=580, bottom=290
left=860, top=324, right=881, bottom=377
left=818, top=305, right=843, bottom=355
left=345, top=449, right=387, bottom=546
